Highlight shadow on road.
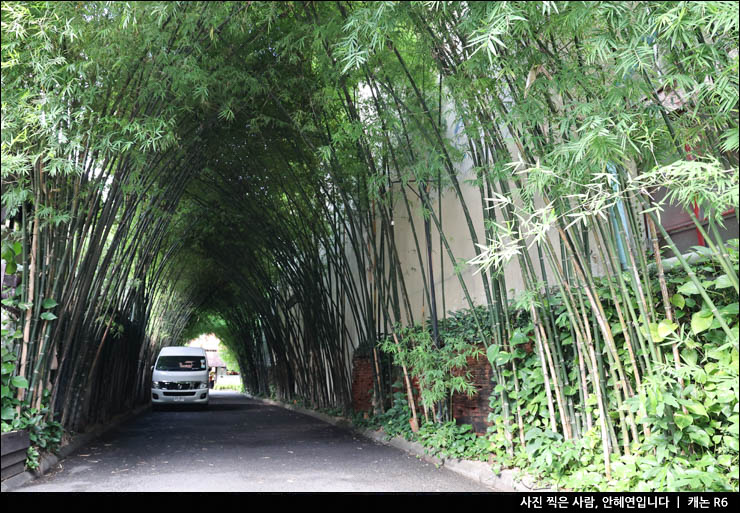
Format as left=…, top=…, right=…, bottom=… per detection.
left=151, top=391, right=255, bottom=412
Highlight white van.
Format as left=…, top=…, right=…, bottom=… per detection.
left=151, top=346, right=209, bottom=409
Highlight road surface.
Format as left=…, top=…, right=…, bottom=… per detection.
left=15, top=391, right=498, bottom=492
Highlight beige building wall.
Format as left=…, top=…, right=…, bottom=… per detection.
left=338, top=95, right=617, bottom=355
left=342, top=100, right=556, bottom=342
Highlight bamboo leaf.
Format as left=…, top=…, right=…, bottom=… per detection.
left=683, top=400, right=709, bottom=418
left=674, top=412, right=693, bottom=430
left=688, top=429, right=711, bottom=447
left=11, top=376, right=28, bottom=388
left=678, top=281, right=702, bottom=295
left=715, top=274, right=733, bottom=289
left=495, top=351, right=511, bottom=366
left=642, top=323, right=665, bottom=342
left=691, top=310, right=714, bottom=335
left=486, top=344, right=500, bottom=365
left=682, top=349, right=698, bottom=366
left=670, top=293, right=685, bottom=309
left=657, top=319, right=678, bottom=338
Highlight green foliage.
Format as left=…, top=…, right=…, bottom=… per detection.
left=379, top=325, right=483, bottom=413
left=1, top=0, right=737, bottom=492
left=213, top=383, right=243, bottom=393
left=217, top=343, right=240, bottom=375
left=1, top=341, right=25, bottom=424
left=1, top=342, right=64, bottom=471
left=417, top=421, right=490, bottom=462
left=635, top=158, right=739, bottom=226
left=373, top=391, right=416, bottom=441
left=351, top=391, right=491, bottom=462
left=1, top=239, right=22, bottom=276
left=481, top=241, right=739, bottom=491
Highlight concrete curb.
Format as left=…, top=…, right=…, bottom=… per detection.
left=1, top=403, right=151, bottom=492
left=248, top=394, right=555, bottom=493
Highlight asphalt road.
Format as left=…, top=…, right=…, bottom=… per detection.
left=15, top=391, right=497, bottom=492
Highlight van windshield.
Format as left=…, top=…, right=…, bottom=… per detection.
left=156, top=356, right=207, bottom=371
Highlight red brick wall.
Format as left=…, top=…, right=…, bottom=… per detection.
left=352, top=351, right=493, bottom=434
left=351, top=356, right=374, bottom=412
left=353, top=356, right=423, bottom=413
left=451, top=348, right=493, bottom=434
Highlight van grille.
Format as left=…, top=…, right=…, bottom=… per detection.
left=163, top=391, right=197, bottom=397
left=158, top=381, right=200, bottom=390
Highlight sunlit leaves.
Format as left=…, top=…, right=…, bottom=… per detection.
left=720, top=127, right=739, bottom=153
left=466, top=4, right=527, bottom=65
left=635, top=158, right=739, bottom=225
left=674, top=412, right=693, bottom=430
left=671, top=293, right=686, bottom=309
left=335, top=4, right=397, bottom=74
left=691, top=309, right=714, bottom=335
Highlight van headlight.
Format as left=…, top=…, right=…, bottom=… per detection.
left=199, top=382, right=208, bottom=389
left=152, top=381, right=161, bottom=389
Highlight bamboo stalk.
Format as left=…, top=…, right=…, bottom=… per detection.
left=393, top=332, right=419, bottom=432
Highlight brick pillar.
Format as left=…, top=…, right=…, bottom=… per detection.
left=351, top=355, right=374, bottom=413
left=451, top=347, right=493, bottom=434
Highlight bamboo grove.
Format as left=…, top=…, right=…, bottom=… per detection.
left=1, top=1, right=738, bottom=491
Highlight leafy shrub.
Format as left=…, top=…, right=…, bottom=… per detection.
left=375, top=391, right=416, bottom=440
left=379, top=326, right=482, bottom=415
left=213, top=383, right=243, bottom=392
left=371, top=239, right=738, bottom=491
left=2, top=341, right=64, bottom=470
left=482, top=241, right=739, bottom=491
left=417, top=421, right=490, bottom=461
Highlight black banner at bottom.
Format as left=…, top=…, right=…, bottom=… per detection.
left=4, top=490, right=738, bottom=510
